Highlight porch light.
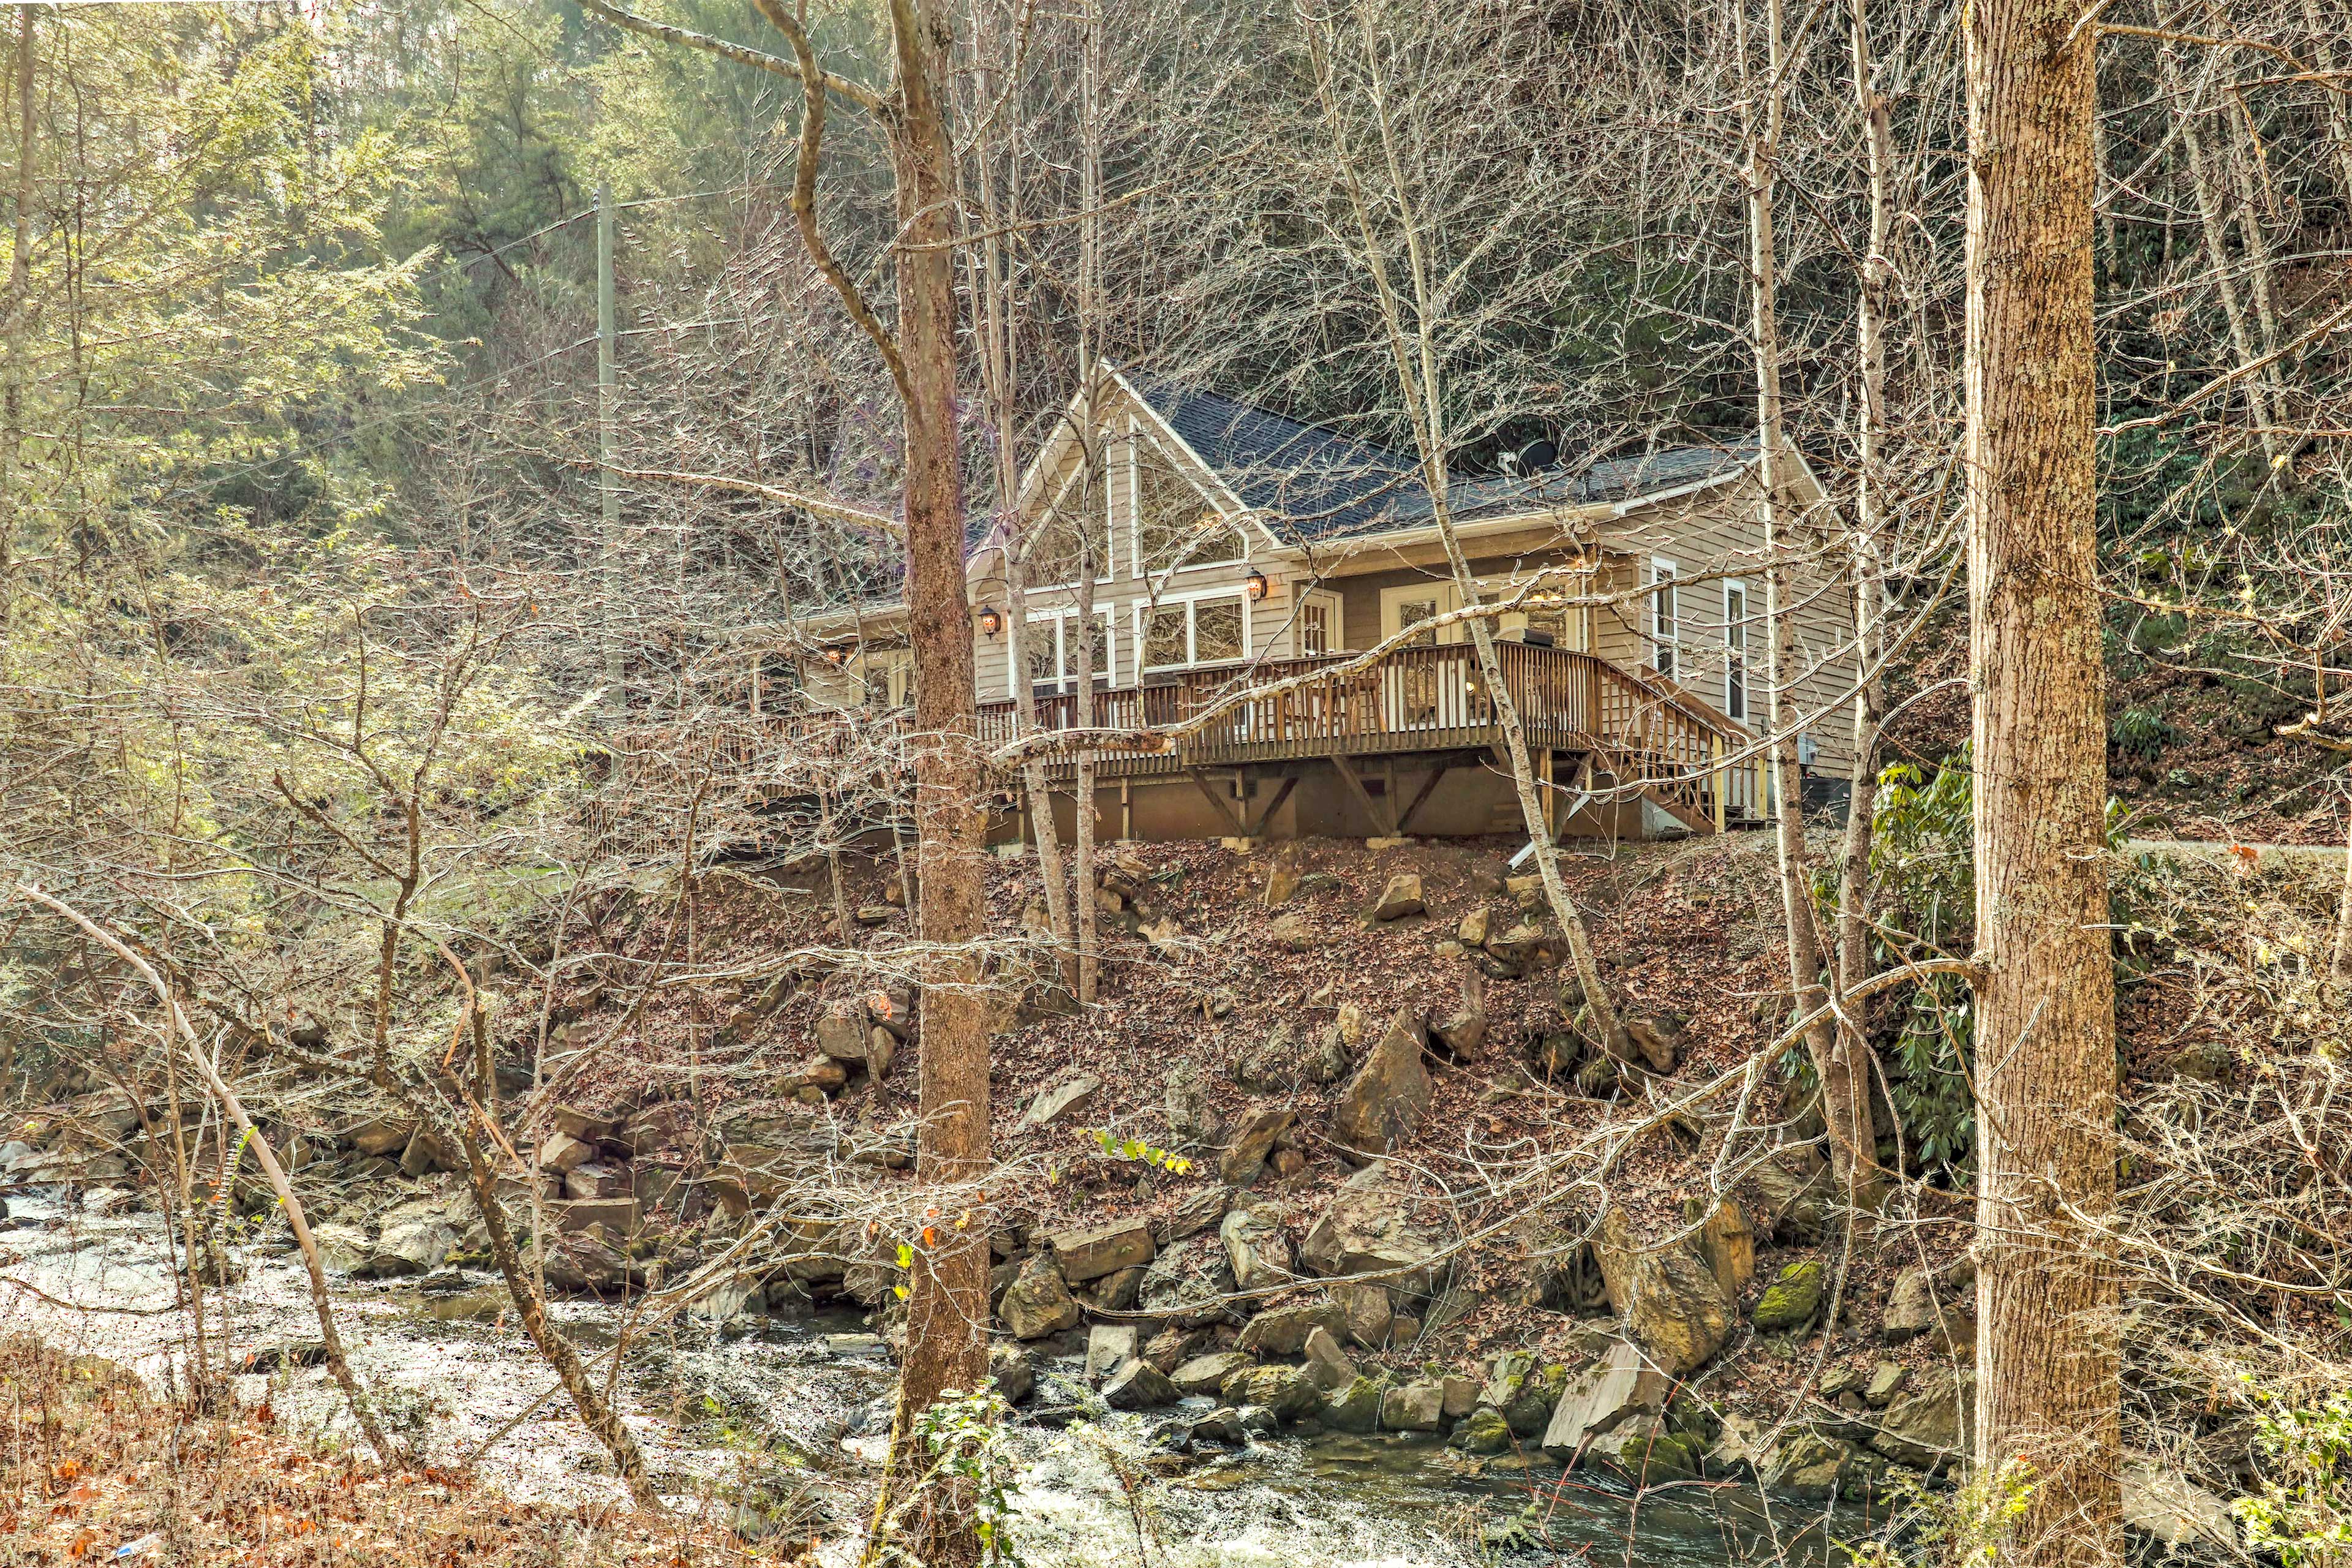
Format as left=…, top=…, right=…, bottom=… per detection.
left=978, top=605, right=1003, bottom=638
left=1244, top=568, right=1270, bottom=602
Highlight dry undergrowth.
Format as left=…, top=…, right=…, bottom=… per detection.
left=0, top=1338, right=780, bottom=1568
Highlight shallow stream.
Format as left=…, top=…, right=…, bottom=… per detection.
left=2, top=1191, right=1833, bottom=1566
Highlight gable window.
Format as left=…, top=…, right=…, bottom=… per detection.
left=1026, top=460, right=1113, bottom=589
left=1722, top=579, right=1749, bottom=723
left=1136, top=589, right=1250, bottom=673
left=1649, top=557, right=1679, bottom=679
left=1133, top=429, right=1243, bottom=579
left=1020, top=608, right=1115, bottom=696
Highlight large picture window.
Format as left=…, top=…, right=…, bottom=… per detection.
left=1133, top=432, right=1242, bottom=579
left=1136, top=590, right=1250, bottom=672
left=1025, top=461, right=1112, bottom=589
left=1019, top=609, right=1115, bottom=695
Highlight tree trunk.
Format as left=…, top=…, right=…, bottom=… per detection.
left=1834, top=0, right=1894, bottom=1126
left=1746, top=0, right=1879, bottom=1204
left=0, top=3, right=31, bottom=637
left=880, top=2, right=993, bottom=1560
left=2162, top=48, right=2280, bottom=454
left=1965, top=0, right=2121, bottom=1558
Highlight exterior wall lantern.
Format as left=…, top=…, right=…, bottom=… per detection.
left=978, top=605, right=1003, bottom=638
left=1244, top=568, right=1270, bottom=602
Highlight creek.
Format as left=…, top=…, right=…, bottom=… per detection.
left=1, top=1191, right=1833, bottom=1566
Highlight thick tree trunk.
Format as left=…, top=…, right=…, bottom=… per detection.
left=881, top=2, right=992, bottom=1561
left=1965, top=0, right=2121, bottom=1561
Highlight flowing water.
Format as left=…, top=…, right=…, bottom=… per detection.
left=1, top=1191, right=1830, bottom=1566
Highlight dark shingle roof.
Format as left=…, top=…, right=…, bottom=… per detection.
left=1122, top=371, right=1756, bottom=545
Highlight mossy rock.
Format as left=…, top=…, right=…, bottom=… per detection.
left=1450, top=1406, right=1515, bottom=1454
left=1323, top=1373, right=1390, bottom=1434
left=1751, top=1259, right=1825, bottom=1333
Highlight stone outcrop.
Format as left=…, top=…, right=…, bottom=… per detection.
left=1216, top=1104, right=1295, bottom=1186
left=1219, top=1363, right=1324, bottom=1423
left=1000, top=1256, right=1082, bottom=1340
left=1329, top=1011, right=1434, bottom=1158
left=1138, top=1232, right=1234, bottom=1326
left=1539, top=1338, right=1671, bottom=1457
left=1234, top=1301, right=1348, bottom=1356
left=1591, top=1206, right=1733, bottom=1376
left=1219, top=1206, right=1294, bottom=1294
left=1049, top=1218, right=1155, bottom=1283
left=1868, top=1371, right=1972, bottom=1468
left=1102, top=1359, right=1179, bottom=1410
left=1170, top=1351, right=1255, bottom=1397
left=1300, top=1162, right=1446, bottom=1299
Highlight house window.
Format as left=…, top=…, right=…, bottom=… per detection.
left=1026, top=461, right=1112, bottom=589
left=1723, top=579, right=1749, bottom=723
left=1019, top=609, right=1114, bottom=695
left=1649, top=558, right=1679, bottom=679
left=1137, top=590, right=1251, bottom=671
left=1395, top=595, right=1443, bottom=647
left=1300, top=594, right=1338, bottom=656
left=1133, top=433, right=1242, bottom=579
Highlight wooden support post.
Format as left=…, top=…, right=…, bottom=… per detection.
left=1712, top=734, right=1727, bottom=834
left=1243, top=772, right=1301, bottom=838
left=1394, top=762, right=1450, bottom=835
left=1186, top=767, right=1248, bottom=837
left=1120, top=777, right=1133, bottom=841
left=1328, top=758, right=1393, bottom=839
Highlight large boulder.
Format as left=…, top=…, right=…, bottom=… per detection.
left=1539, top=1338, right=1672, bottom=1458
left=1869, top=1371, right=1972, bottom=1468
left=308, top=1223, right=370, bottom=1275
left=1102, top=1359, right=1180, bottom=1411
left=1049, top=1219, right=1155, bottom=1283
left=1752, top=1260, right=1825, bottom=1333
left=1235, top=1301, right=1348, bottom=1356
left=1219, top=1363, right=1324, bottom=1423
left=1591, top=1207, right=1734, bottom=1376
left=1585, top=1415, right=1703, bottom=1483
left=1330, top=1009, right=1434, bottom=1158
left=2122, top=1456, right=2237, bottom=1551
left=1171, top=1351, right=1256, bottom=1397
left=1332, top=1281, right=1394, bottom=1348
left=1219, top=1207, right=1294, bottom=1294
left=1301, top=1326, right=1358, bottom=1391
left=1380, top=1382, right=1445, bottom=1432
left=1000, top=1256, right=1082, bottom=1340
left=1216, top=1104, right=1296, bottom=1187
left=1020, top=1074, right=1101, bottom=1131
left=1746, top=1144, right=1832, bottom=1242
left=1366, top=874, right=1426, bottom=922
left=359, top=1216, right=458, bottom=1279
left=1300, top=1163, right=1447, bottom=1302
left=1768, top=1431, right=1856, bottom=1501
left=1882, top=1265, right=1974, bottom=1349
left=1324, top=1373, right=1389, bottom=1433
left=1138, top=1232, right=1235, bottom=1326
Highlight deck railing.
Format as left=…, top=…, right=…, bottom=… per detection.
left=976, top=641, right=1760, bottom=823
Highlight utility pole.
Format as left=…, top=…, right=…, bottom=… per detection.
left=597, top=177, right=625, bottom=717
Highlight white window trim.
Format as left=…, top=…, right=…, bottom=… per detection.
left=1133, top=585, right=1253, bottom=672
left=1031, top=462, right=1116, bottom=592
left=1649, top=557, right=1679, bottom=677
left=1297, top=588, right=1344, bottom=657
left=1128, top=415, right=1246, bottom=580
left=1722, top=578, right=1749, bottom=723
left=1015, top=606, right=1116, bottom=696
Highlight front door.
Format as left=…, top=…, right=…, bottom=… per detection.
left=1379, top=581, right=1460, bottom=646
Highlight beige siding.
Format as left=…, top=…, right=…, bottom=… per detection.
left=971, top=381, right=1311, bottom=704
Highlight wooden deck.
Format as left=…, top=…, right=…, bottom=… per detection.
left=978, top=642, right=1761, bottom=830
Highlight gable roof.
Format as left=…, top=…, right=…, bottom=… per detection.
left=1120, top=370, right=1758, bottom=545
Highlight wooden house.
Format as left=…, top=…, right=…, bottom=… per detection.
left=801, top=368, right=1854, bottom=844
